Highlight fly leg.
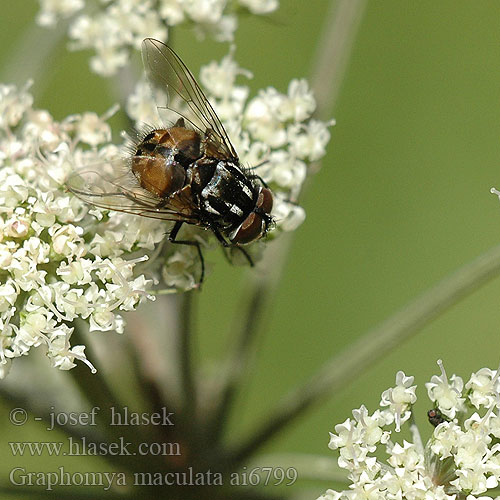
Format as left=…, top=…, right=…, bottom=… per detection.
left=210, top=225, right=254, bottom=267
left=247, top=173, right=269, bottom=188
left=247, top=159, right=270, bottom=187
left=169, top=221, right=205, bottom=286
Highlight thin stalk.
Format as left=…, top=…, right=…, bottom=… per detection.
left=410, top=412, right=424, bottom=455
left=215, top=0, right=367, bottom=445
left=311, top=0, right=367, bottom=118
left=125, top=297, right=176, bottom=409
left=67, top=325, right=169, bottom=466
left=229, top=241, right=500, bottom=464
left=68, top=325, right=122, bottom=423
left=122, top=331, right=181, bottom=446
left=207, top=282, right=266, bottom=442
left=179, top=291, right=197, bottom=422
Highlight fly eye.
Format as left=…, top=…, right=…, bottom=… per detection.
left=256, top=188, right=273, bottom=214
left=231, top=212, right=264, bottom=245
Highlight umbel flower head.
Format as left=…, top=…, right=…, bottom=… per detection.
left=0, top=82, right=163, bottom=379
left=37, top=0, right=280, bottom=76
left=318, top=360, right=500, bottom=500
left=0, top=47, right=331, bottom=377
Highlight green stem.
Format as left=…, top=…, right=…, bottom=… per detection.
left=215, top=0, right=368, bottom=449
left=310, top=0, right=367, bottom=118
left=207, top=283, right=267, bottom=443
left=68, top=325, right=122, bottom=428
left=229, top=242, right=500, bottom=464
left=179, top=291, right=197, bottom=422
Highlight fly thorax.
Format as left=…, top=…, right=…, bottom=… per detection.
left=189, top=158, right=217, bottom=196
left=198, top=161, right=256, bottom=222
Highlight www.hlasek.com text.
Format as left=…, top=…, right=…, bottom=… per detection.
left=9, top=436, right=181, bottom=457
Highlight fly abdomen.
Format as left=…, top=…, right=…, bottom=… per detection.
left=132, top=154, right=186, bottom=198
left=131, top=125, right=204, bottom=198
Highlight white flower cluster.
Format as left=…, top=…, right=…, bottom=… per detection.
left=127, top=49, right=333, bottom=252
left=36, top=0, right=280, bottom=76
left=318, top=360, right=500, bottom=500
left=0, top=82, right=166, bottom=378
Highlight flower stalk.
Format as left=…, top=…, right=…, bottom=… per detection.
left=229, top=241, right=500, bottom=465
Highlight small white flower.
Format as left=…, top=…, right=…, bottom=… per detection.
left=184, top=0, right=226, bottom=25
left=380, top=370, right=417, bottom=431
left=280, top=79, right=316, bottom=123
left=288, top=119, right=334, bottom=162
left=159, top=0, right=185, bottom=24
left=0, top=244, right=13, bottom=268
left=200, top=52, right=252, bottom=100
left=4, top=217, right=30, bottom=238
left=37, top=0, right=84, bottom=26
left=56, top=259, right=93, bottom=285
left=24, top=110, right=63, bottom=150
left=50, top=224, right=85, bottom=257
left=0, top=82, right=34, bottom=128
left=245, top=87, right=288, bottom=147
left=272, top=194, right=306, bottom=232
left=466, top=367, right=500, bottom=409
left=328, top=417, right=360, bottom=451
left=89, top=308, right=122, bottom=333
left=162, top=248, right=201, bottom=291
left=431, top=421, right=462, bottom=458
left=67, top=110, right=114, bottom=146
left=126, top=79, right=161, bottom=125
left=24, top=237, right=50, bottom=264
left=47, top=329, right=96, bottom=373
left=426, top=358, right=465, bottom=419
left=451, top=467, right=491, bottom=496
left=238, top=0, right=278, bottom=15
left=0, top=282, right=18, bottom=313
left=352, top=406, right=390, bottom=446
left=267, top=150, right=306, bottom=191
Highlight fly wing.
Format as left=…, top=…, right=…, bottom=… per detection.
left=66, top=159, right=200, bottom=223
left=141, top=38, right=238, bottom=161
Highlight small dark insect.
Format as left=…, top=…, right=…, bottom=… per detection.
left=427, top=408, right=448, bottom=427
left=67, top=38, right=274, bottom=285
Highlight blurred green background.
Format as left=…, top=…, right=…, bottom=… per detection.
left=1, top=0, right=500, bottom=497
